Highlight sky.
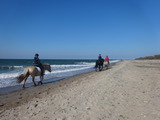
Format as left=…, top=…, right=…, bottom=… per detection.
left=0, top=0, right=160, bottom=59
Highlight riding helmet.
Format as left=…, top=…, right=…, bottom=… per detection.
left=35, top=53, right=39, bottom=56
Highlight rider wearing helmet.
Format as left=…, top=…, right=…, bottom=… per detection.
left=98, top=54, right=102, bottom=60
left=34, top=54, right=44, bottom=75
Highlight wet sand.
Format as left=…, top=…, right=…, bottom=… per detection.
left=0, top=60, right=160, bottom=120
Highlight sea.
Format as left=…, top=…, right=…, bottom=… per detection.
left=0, top=59, right=119, bottom=93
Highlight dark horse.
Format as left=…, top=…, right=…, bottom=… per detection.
left=95, top=59, right=104, bottom=71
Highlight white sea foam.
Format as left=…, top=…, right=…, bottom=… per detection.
left=0, top=66, right=23, bottom=69
left=0, top=73, right=20, bottom=79
left=0, top=63, right=94, bottom=88
left=110, top=60, right=120, bottom=63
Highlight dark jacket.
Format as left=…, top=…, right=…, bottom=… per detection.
left=34, top=56, right=41, bottom=65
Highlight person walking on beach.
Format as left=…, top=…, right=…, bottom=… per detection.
left=33, top=53, right=44, bottom=75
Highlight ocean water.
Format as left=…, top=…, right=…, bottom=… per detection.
left=0, top=59, right=119, bottom=89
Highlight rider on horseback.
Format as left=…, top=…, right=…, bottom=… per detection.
left=95, top=54, right=104, bottom=71
left=105, top=56, right=110, bottom=65
left=33, top=54, right=44, bottom=75
left=98, top=54, right=102, bottom=60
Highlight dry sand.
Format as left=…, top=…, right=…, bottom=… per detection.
left=0, top=60, right=160, bottom=120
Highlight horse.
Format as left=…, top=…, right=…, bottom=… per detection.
left=95, top=59, right=104, bottom=71
left=16, top=64, right=51, bottom=88
left=104, top=61, right=109, bottom=70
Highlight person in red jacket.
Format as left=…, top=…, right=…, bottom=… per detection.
left=105, top=56, right=110, bottom=67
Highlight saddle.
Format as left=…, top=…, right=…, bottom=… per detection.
left=36, top=67, right=42, bottom=73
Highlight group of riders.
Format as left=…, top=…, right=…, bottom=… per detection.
left=33, top=53, right=110, bottom=75
left=17, top=53, right=109, bottom=88
left=95, top=54, right=110, bottom=71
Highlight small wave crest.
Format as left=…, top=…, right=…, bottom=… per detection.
left=0, top=66, right=23, bottom=70
left=0, top=72, right=20, bottom=79
left=110, top=60, right=120, bottom=63
left=75, top=62, right=95, bottom=65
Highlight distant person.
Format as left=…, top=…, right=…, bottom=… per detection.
left=105, top=56, right=110, bottom=65
left=98, top=54, right=102, bottom=60
left=104, top=56, right=110, bottom=69
left=33, top=53, right=44, bottom=75
left=98, top=54, right=104, bottom=62
left=95, top=54, right=104, bottom=70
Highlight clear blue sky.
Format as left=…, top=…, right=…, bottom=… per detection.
left=0, top=0, right=160, bottom=59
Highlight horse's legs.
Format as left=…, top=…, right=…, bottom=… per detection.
left=41, top=76, right=43, bottom=84
left=99, top=65, right=101, bottom=71
left=32, top=77, right=37, bottom=86
left=95, top=66, right=97, bottom=71
left=99, top=65, right=103, bottom=71
left=38, top=76, right=43, bottom=85
left=22, top=76, right=28, bottom=88
left=106, top=64, right=108, bottom=69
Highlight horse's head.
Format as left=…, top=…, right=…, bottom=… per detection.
left=43, top=64, right=51, bottom=72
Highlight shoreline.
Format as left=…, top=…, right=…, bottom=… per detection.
left=0, top=62, right=116, bottom=95
left=0, top=68, right=97, bottom=95
left=0, top=63, right=114, bottom=110
left=1, top=60, right=160, bottom=120
left=0, top=70, right=98, bottom=110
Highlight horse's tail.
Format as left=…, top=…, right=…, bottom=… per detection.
left=16, top=68, right=29, bottom=83
left=95, top=60, right=98, bottom=68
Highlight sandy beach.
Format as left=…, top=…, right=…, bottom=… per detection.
left=0, top=60, right=160, bottom=120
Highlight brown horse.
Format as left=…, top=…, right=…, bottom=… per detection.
left=104, top=61, right=109, bottom=69
left=16, top=64, right=51, bottom=88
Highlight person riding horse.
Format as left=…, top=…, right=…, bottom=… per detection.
left=104, top=56, right=110, bottom=69
left=34, top=54, right=44, bottom=75
left=95, top=54, right=104, bottom=71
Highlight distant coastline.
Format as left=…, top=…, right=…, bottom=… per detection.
left=135, top=54, right=160, bottom=60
